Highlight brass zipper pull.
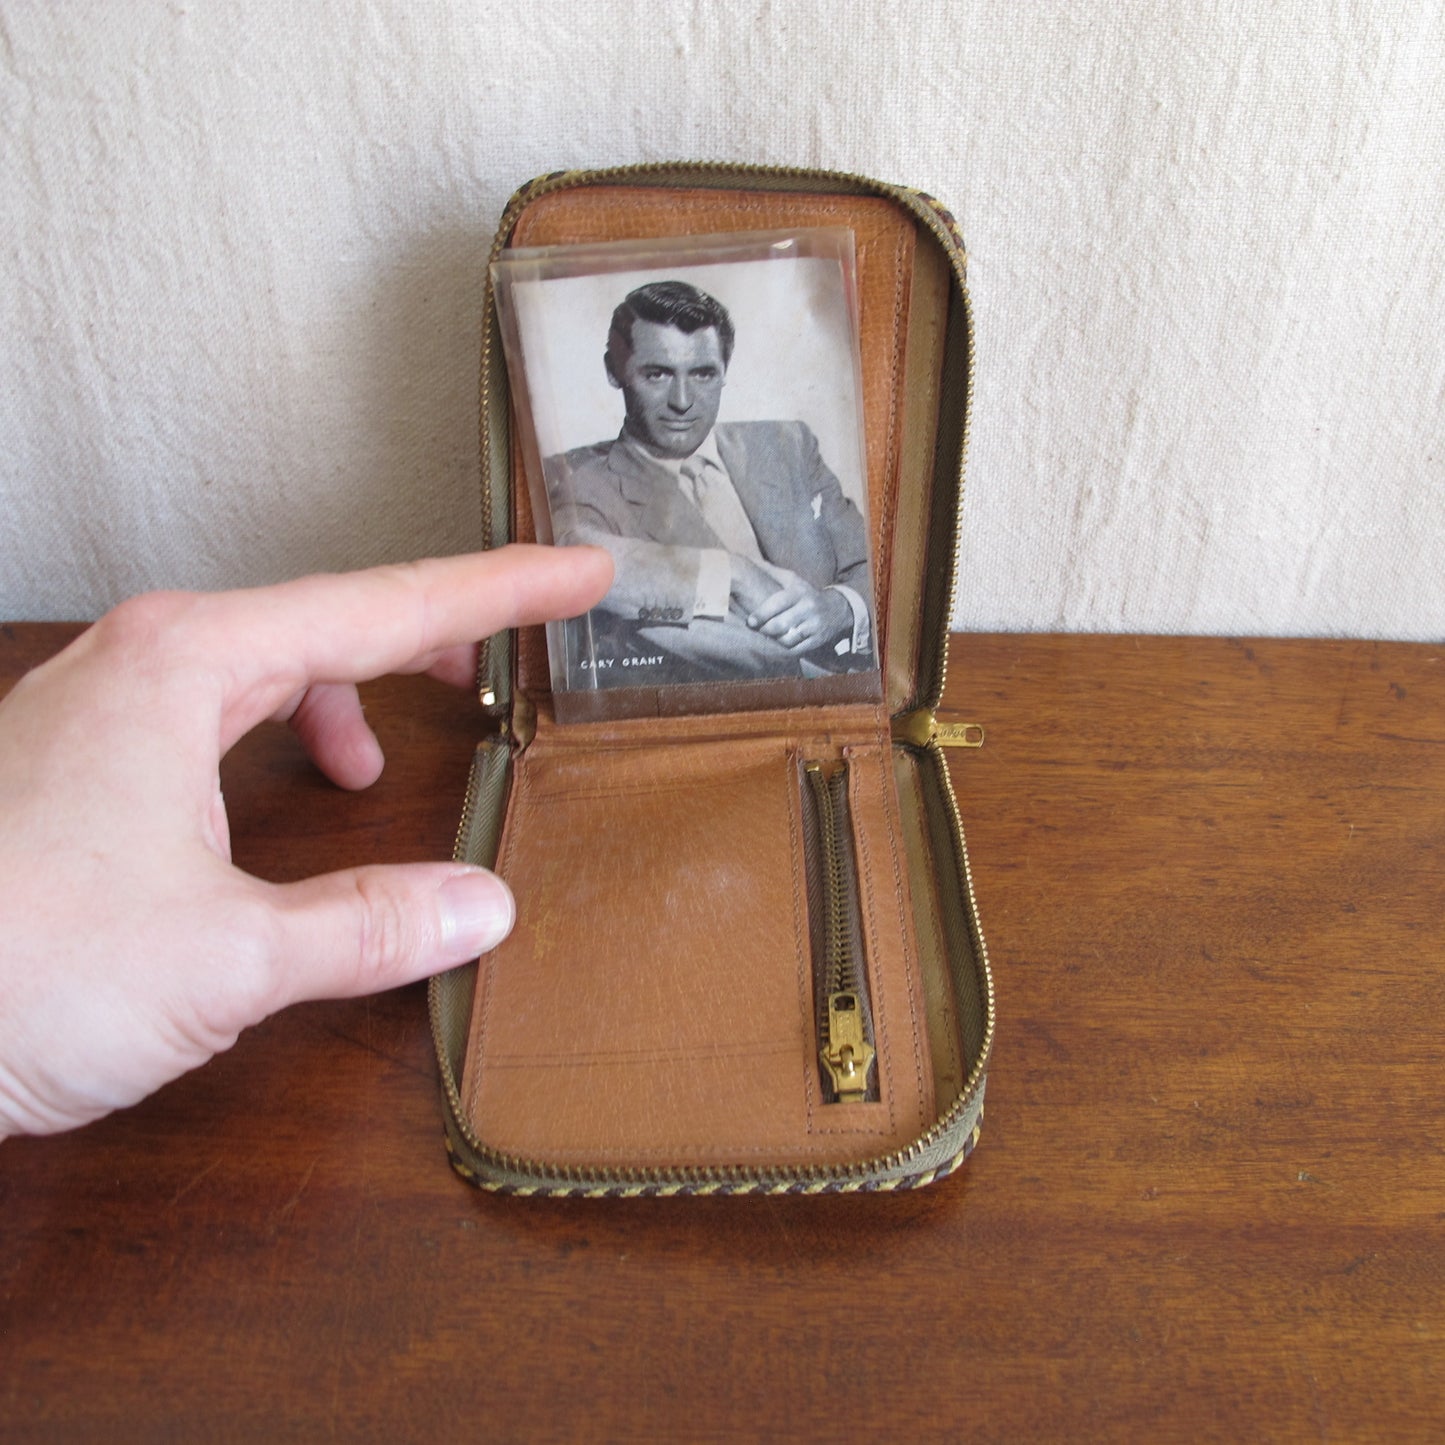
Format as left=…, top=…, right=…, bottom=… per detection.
left=935, top=721, right=985, bottom=748
left=820, top=991, right=876, bottom=1103
left=891, top=708, right=985, bottom=749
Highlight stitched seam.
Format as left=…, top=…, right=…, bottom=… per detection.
left=877, top=746, right=930, bottom=1128
left=873, top=221, right=909, bottom=667
left=494, top=1131, right=897, bottom=1164
left=846, top=749, right=899, bottom=1137
left=521, top=774, right=739, bottom=806
left=789, top=747, right=823, bottom=1133
left=483, top=1041, right=798, bottom=1067
left=908, top=760, right=961, bottom=1086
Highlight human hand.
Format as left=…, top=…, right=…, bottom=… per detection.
left=727, top=553, right=789, bottom=618
left=0, top=545, right=612, bottom=1138
left=745, top=572, right=854, bottom=655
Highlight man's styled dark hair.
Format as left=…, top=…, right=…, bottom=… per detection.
left=606, top=280, right=735, bottom=372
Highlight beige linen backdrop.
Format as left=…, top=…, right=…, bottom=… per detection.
left=1, top=2, right=1441, bottom=637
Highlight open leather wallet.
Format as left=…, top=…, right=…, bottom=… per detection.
left=429, top=164, right=995, bottom=1196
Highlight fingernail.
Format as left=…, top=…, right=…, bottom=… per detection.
left=438, top=870, right=516, bottom=959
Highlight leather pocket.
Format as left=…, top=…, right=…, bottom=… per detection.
left=461, top=734, right=933, bottom=1169
left=801, top=758, right=879, bottom=1105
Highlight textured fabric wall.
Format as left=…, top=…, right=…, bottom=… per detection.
left=1, top=2, right=1441, bottom=636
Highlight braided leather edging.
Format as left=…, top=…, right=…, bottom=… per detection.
left=445, top=1113, right=982, bottom=1199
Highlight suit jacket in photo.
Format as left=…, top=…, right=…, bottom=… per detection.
left=544, top=421, right=873, bottom=684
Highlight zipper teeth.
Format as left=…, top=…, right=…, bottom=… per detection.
left=809, top=761, right=880, bottom=1105
left=476, top=247, right=499, bottom=691
left=428, top=742, right=502, bottom=1132
left=449, top=747, right=486, bottom=864
left=827, top=770, right=854, bottom=994
left=809, top=766, right=854, bottom=997
left=452, top=162, right=986, bottom=1194
left=474, top=188, right=534, bottom=701
left=933, top=280, right=974, bottom=710
left=928, top=739, right=995, bottom=1089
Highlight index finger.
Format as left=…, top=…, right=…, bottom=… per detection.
left=203, top=545, right=611, bottom=744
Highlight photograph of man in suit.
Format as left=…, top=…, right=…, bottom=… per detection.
left=545, top=279, right=874, bottom=686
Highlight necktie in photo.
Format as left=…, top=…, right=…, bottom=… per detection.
left=680, top=457, right=763, bottom=561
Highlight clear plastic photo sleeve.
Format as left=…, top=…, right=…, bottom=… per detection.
left=491, top=228, right=881, bottom=722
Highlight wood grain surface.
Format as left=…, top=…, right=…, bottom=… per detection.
left=2, top=624, right=1441, bottom=1441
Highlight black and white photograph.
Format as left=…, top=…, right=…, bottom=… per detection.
left=492, top=230, right=878, bottom=706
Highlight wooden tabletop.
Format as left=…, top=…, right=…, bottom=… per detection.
left=2, top=624, right=1441, bottom=1440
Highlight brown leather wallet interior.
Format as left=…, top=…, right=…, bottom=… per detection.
left=460, top=183, right=955, bottom=1172
left=460, top=704, right=937, bottom=1166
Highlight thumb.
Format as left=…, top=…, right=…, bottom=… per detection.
left=261, top=863, right=515, bottom=1006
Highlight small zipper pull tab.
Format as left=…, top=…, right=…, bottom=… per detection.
left=934, top=721, right=985, bottom=748
left=820, top=991, right=876, bottom=1103
left=891, top=708, right=985, bottom=749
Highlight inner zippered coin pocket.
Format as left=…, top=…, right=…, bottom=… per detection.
left=802, top=760, right=879, bottom=1106
left=430, top=164, right=995, bottom=1196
